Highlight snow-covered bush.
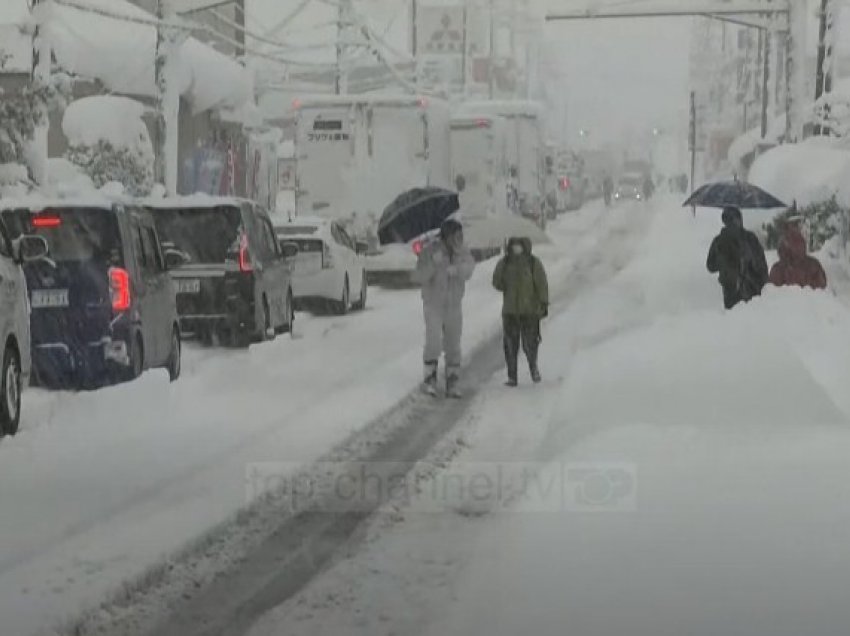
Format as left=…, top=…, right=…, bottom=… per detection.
left=763, top=197, right=847, bottom=251
left=63, top=96, right=154, bottom=196
left=66, top=140, right=153, bottom=196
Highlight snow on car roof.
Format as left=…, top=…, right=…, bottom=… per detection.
left=142, top=195, right=249, bottom=210
left=292, top=94, right=446, bottom=110
left=455, top=100, right=543, bottom=118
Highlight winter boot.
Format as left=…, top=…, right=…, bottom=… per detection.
left=505, top=377, right=518, bottom=388
left=530, top=366, right=542, bottom=384
left=446, top=369, right=462, bottom=399
left=422, top=361, right=438, bottom=397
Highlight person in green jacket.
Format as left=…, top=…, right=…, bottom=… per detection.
left=492, top=237, right=549, bottom=386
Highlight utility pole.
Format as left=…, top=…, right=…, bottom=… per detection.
left=155, top=0, right=180, bottom=194
left=29, top=0, right=51, bottom=186
left=488, top=0, right=495, bottom=99
left=411, top=0, right=418, bottom=86
left=814, top=0, right=834, bottom=135
left=761, top=31, right=770, bottom=138
left=689, top=91, right=697, bottom=216
left=235, top=0, right=246, bottom=61
left=335, top=0, right=352, bottom=94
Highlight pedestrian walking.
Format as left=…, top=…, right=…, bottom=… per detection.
left=492, top=237, right=549, bottom=387
left=602, top=175, right=614, bottom=207
left=415, top=219, right=475, bottom=398
left=769, top=224, right=827, bottom=290
left=706, top=207, right=769, bottom=310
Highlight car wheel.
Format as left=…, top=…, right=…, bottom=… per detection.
left=354, top=272, right=367, bottom=310
left=124, top=334, right=144, bottom=382
left=277, top=289, right=294, bottom=335
left=166, top=327, right=181, bottom=382
left=0, top=345, right=21, bottom=437
left=262, top=296, right=275, bottom=342
left=334, top=277, right=350, bottom=315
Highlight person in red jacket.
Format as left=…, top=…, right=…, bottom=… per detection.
left=769, top=225, right=827, bottom=290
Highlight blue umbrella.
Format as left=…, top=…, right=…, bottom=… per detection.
left=378, top=187, right=459, bottom=245
left=683, top=180, right=787, bottom=210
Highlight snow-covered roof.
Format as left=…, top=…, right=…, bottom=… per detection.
left=3, top=0, right=253, bottom=113
left=0, top=192, right=126, bottom=211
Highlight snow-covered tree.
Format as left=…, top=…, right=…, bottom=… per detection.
left=0, top=80, right=61, bottom=168
left=62, top=95, right=155, bottom=196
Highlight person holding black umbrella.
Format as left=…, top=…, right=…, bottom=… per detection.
left=706, top=207, right=769, bottom=310
left=415, top=219, right=475, bottom=398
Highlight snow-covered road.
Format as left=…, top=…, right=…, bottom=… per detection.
left=0, top=201, right=641, bottom=636
left=244, top=198, right=850, bottom=636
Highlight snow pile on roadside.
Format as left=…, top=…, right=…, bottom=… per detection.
left=242, top=199, right=850, bottom=636
left=748, top=139, right=850, bottom=208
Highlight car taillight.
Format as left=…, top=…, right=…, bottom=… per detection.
left=32, top=215, right=61, bottom=228
left=109, top=267, right=131, bottom=312
left=559, top=177, right=570, bottom=191
left=239, top=234, right=253, bottom=272
left=412, top=239, right=424, bottom=256
left=322, top=243, right=333, bottom=269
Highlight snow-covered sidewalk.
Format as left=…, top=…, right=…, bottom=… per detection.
left=245, top=199, right=850, bottom=636
left=0, top=202, right=634, bottom=636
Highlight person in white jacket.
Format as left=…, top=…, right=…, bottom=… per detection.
left=414, top=219, right=475, bottom=397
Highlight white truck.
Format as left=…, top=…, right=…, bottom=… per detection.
left=457, top=100, right=546, bottom=225
left=291, top=94, right=452, bottom=243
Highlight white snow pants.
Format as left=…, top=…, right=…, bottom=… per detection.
left=423, top=301, right=463, bottom=372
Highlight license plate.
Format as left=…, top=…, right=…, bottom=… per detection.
left=31, top=289, right=69, bottom=308
left=177, top=279, right=201, bottom=294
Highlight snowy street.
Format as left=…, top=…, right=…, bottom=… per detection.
left=240, top=197, right=850, bottom=636
left=0, top=201, right=648, bottom=635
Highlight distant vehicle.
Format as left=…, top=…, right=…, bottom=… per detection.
left=449, top=113, right=510, bottom=219
left=457, top=101, right=546, bottom=221
left=0, top=219, right=45, bottom=434
left=148, top=198, right=295, bottom=348
left=291, top=94, right=452, bottom=241
left=614, top=174, right=645, bottom=202
left=275, top=217, right=368, bottom=314
left=2, top=203, right=182, bottom=389
left=554, top=150, right=586, bottom=213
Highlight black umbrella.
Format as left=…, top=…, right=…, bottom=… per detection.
left=683, top=180, right=787, bottom=210
left=378, top=187, right=459, bottom=245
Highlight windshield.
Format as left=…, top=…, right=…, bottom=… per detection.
left=2, top=207, right=122, bottom=265
left=150, top=206, right=242, bottom=264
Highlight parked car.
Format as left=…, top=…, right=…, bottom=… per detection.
left=275, top=217, right=368, bottom=314
left=148, top=197, right=295, bottom=347
left=0, top=219, right=47, bottom=435
left=614, top=174, right=644, bottom=202
left=2, top=202, right=182, bottom=390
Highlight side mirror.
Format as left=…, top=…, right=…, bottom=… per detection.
left=164, top=248, right=189, bottom=270
left=355, top=241, right=369, bottom=255
left=15, top=235, right=49, bottom=263
left=280, top=241, right=299, bottom=259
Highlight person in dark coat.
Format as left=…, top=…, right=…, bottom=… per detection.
left=492, top=237, right=549, bottom=386
left=706, top=207, right=769, bottom=310
left=602, top=175, right=614, bottom=206
left=769, top=224, right=827, bottom=290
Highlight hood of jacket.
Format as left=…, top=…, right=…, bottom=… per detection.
left=778, top=227, right=807, bottom=262
left=506, top=236, right=533, bottom=255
